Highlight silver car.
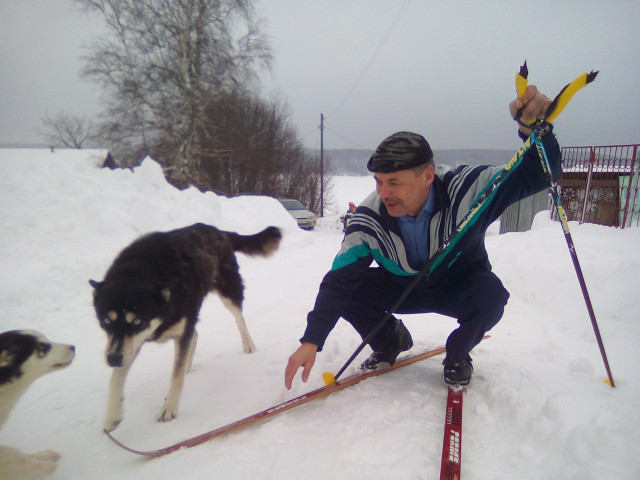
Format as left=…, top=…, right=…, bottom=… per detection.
left=279, top=199, right=316, bottom=230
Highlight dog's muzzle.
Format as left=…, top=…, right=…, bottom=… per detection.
left=106, top=335, right=126, bottom=367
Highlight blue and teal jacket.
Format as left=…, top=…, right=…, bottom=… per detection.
left=302, top=134, right=561, bottom=349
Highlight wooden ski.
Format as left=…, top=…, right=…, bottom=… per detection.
left=105, top=343, right=449, bottom=457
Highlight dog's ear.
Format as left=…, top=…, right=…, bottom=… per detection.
left=89, top=279, right=102, bottom=289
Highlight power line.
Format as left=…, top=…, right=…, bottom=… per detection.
left=327, top=0, right=413, bottom=119
left=324, top=126, right=371, bottom=150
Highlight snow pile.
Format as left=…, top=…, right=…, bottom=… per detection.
left=0, top=148, right=638, bottom=479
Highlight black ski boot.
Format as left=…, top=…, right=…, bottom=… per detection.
left=442, top=356, right=473, bottom=386
left=360, top=317, right=413, bottom=370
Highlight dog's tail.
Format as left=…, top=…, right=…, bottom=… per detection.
left=228, top=226, right=281, bottom=257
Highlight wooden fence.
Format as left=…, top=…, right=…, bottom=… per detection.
left=500, top=144, right=639, bottom=232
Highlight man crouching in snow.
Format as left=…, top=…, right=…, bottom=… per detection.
left=285, top=85, right=560, bottom=388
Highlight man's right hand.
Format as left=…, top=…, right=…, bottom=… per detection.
left=509, top=84, right=552, bottom=136
left=284, top=342, right=318, bottom=390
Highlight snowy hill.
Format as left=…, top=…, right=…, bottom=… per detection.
left=0, top=148, right=638, bottom=479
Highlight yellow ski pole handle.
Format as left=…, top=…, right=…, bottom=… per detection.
left=515, top=60, right=529, bottom=99
left=514, top=61, right=536, bottom=125
left=544, top=70, right=599, bottom=123
left=514, top=60, right=598, bottom=125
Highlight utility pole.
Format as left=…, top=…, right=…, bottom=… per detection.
left=320, top=113, right=324, bottom=217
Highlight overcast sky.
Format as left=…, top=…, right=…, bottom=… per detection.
left=1, top=0, right=639, bottom=151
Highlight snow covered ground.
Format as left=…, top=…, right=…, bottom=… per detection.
left=1, top=148, right=638, bottom=479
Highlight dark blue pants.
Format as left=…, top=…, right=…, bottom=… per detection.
left=342, top=268, right=510, bottom=361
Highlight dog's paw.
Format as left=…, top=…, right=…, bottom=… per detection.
left=242, top=340, right=256, bottom=353
left=103, top=416, right=123, bottom=432
left=33, top=450, right=61, bottom=462
left=156, top=404, right=178, bottom=422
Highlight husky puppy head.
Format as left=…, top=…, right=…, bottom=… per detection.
left=1, top=330, right=75, bottom=429
left=0, top=330, right=75, bottom=389
left=0, top=330, right=74, bottom=473
left=89, top=279, right=167, bottom=368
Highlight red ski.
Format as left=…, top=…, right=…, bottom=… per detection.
left=104, top=343, right=449, bottom=457
left=439, top=386, right=465, bottom=480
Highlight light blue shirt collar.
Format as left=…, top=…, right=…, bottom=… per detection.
left=397, top=191, right=435, bottom=268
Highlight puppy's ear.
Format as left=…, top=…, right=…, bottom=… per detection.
left=89, top=279, right=102, bottom=289
left=0, top=348, right=16, bottom=368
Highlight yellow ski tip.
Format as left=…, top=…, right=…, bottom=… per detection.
left=322, top=371, right=336, bottom=386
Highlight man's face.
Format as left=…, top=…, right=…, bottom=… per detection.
left=374, top=165, right=435, bottom=217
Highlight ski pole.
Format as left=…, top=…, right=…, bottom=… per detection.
left=534, top=136, right=616, bottom=387
left=517, top=62, right=614, bottom=387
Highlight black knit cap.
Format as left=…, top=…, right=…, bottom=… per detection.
left=367, top=131, right=433, bottom=173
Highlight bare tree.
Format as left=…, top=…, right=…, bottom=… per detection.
left=75, top=0, right=326, bottom=209
left=38, top=113, right=96, bottom=148
left=195, top=91, right=325, bottom=212
left=77, top=0, right=271, bottom=183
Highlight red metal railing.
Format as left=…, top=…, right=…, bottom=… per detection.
left=559, top=144, right=639, bottom=228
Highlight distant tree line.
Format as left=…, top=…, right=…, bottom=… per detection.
left=40, top=0, right=323, bottom=212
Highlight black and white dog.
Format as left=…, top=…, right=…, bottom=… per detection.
left=0, top=330, right=75, bottom=479
left=89, top=223, right=281, bottom=432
